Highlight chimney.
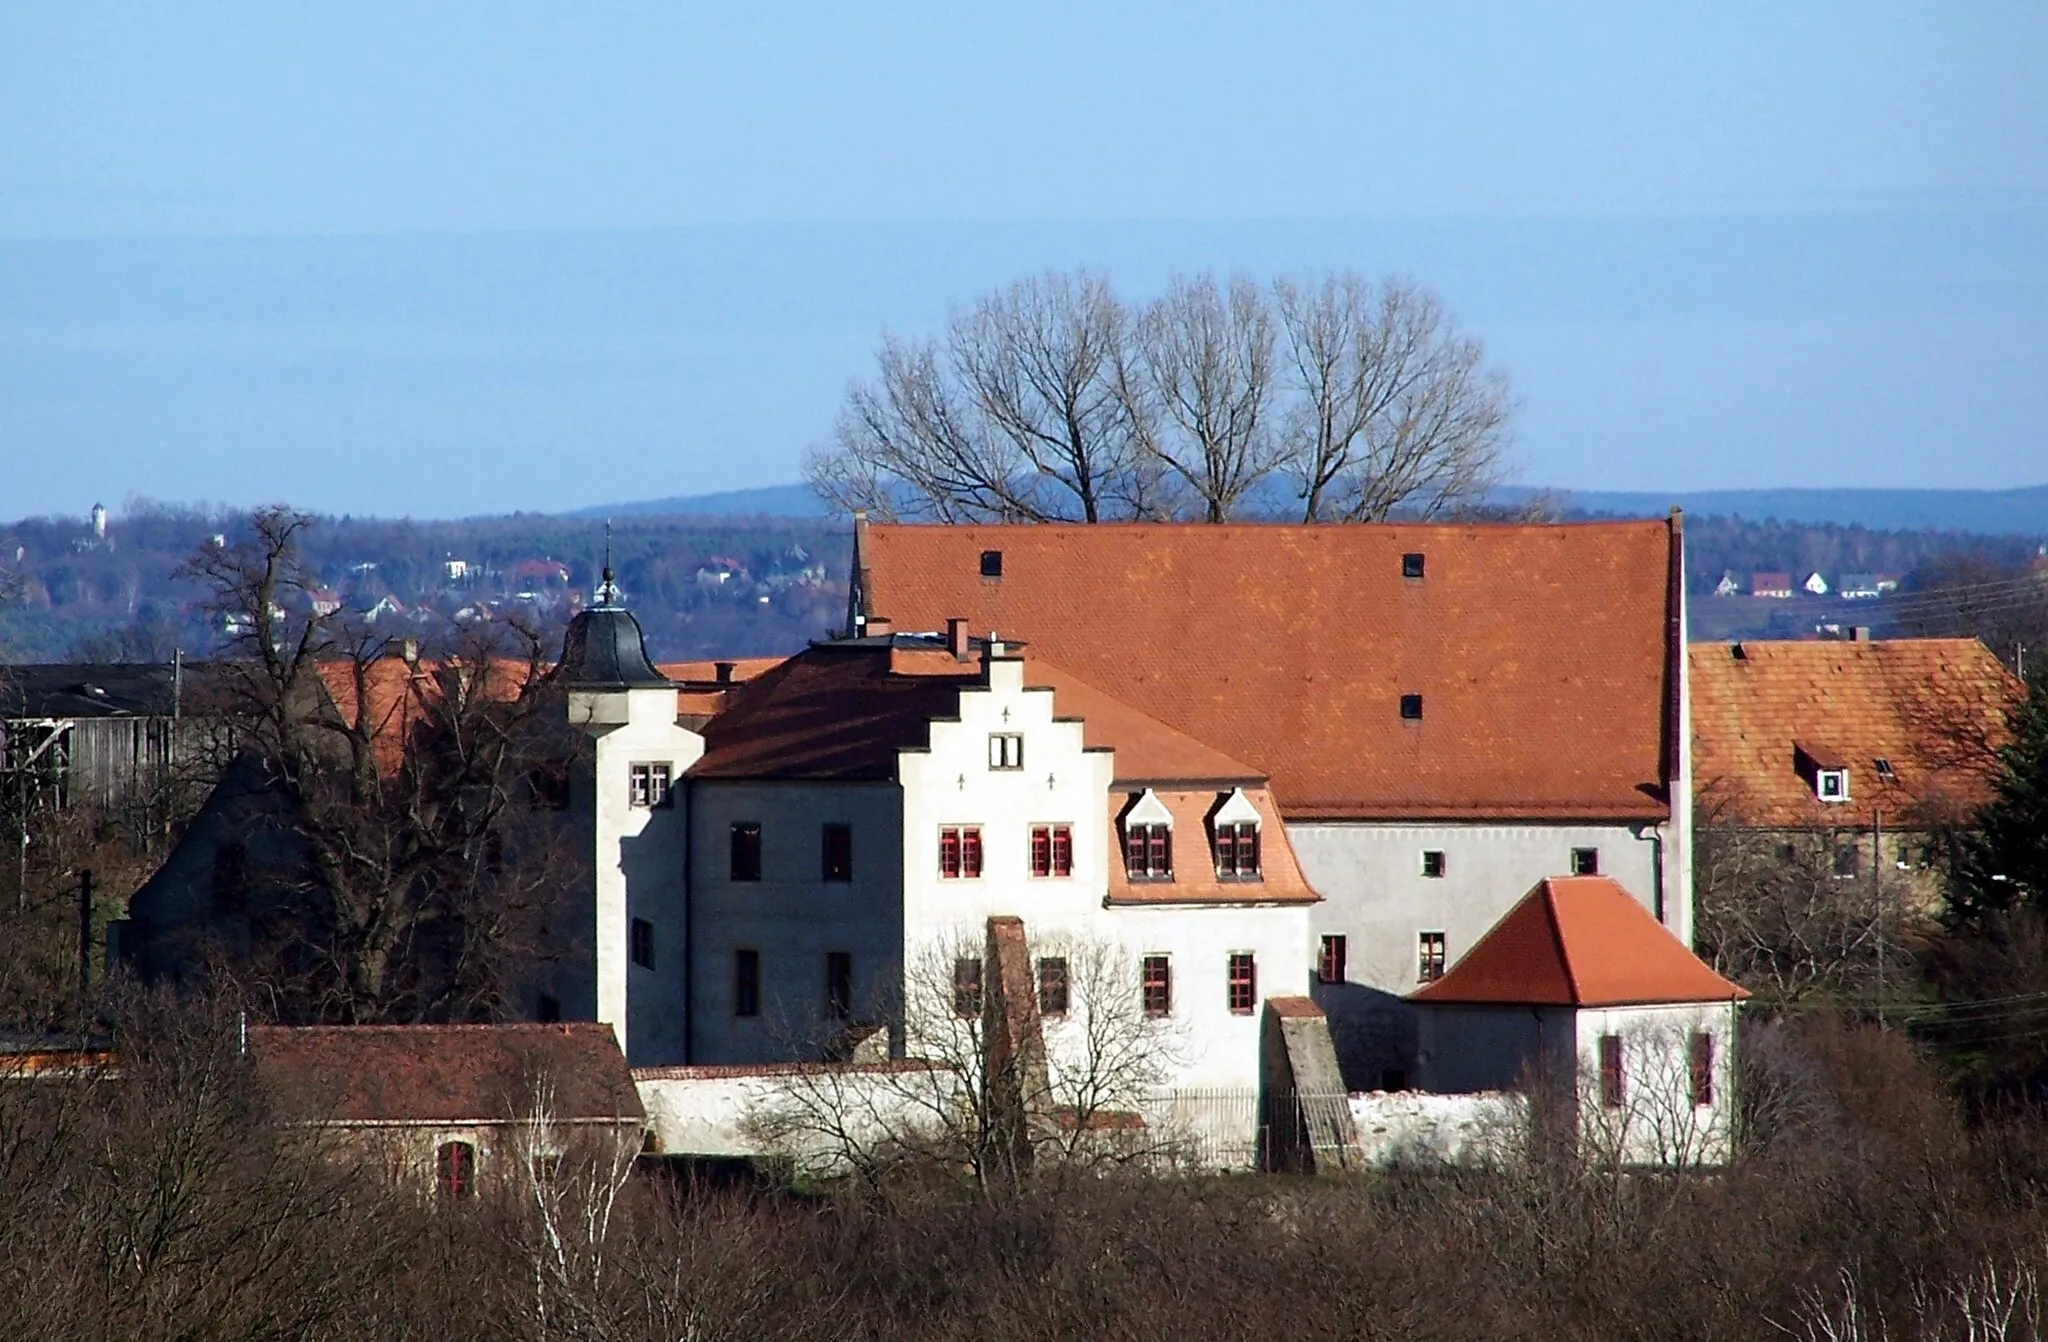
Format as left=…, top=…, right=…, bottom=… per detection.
left=947, top=617, right=970, bottom=661
left=714, top=660, right=736, bottom=684
left=866, top=616, right=894, bottom=638
left=401, top=637, right=420, bottom=665
left=1849, top=627, right=1872, bottom=643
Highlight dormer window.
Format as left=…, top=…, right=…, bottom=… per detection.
left=1122, top=788, right=1175, bottom=881
left=1817, top=769, right=1849, bottom=803
left=1796, top=742, right=1851, bottom=805
left=1402, top=552, right=1425, bottom=579
left=1210, top=787, right=1264, bottom=880
left=1400, top=694, right=1423, bottom=721
left=980, top=550, right=1003, bottom=578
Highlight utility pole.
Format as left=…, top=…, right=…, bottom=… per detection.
left=77, top=867, right=94, bottom=1001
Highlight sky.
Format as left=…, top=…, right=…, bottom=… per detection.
left=1, top=2, right=2044, bottom=519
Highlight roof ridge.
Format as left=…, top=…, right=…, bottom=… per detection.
left=1541, top=879, right=1582, bottom=1005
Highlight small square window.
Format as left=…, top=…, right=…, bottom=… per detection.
left=1402, top=552, right=1425, bottom=579
left=989, top=733, right=1024, bottom=770
left=953, top=957, right=984, bottom=1017
left=1418, top=931, right=1446, bottom=982
left=1421, top=849, right=1446, bottom=878
left=821, top=823, right=852, bottom=882
left=1317, top=934, right=1347, bottom=985
left=629, top=762, right=672, bottom=808
left=1037, top=957, right=1069, bottom=1015
left=980, top=549, right=1003, bottom=578
left=630, top=917, right=654, bottom=969
left=1400, top=694, right=1423, bottom=721
left=730, top=822, right=762, bottom=882
left=1569, top=847, right=1600, bottom=877
left=1226, top=952, right=1257, bottom=1015
left=1141, top=954, right=1172, bottom=1017
left=734, top=949, right=760, bottom=1017
left=1818, top=769, right=1849, bottom=802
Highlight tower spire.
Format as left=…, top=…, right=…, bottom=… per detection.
left=594, top=520, right=622, bottom=607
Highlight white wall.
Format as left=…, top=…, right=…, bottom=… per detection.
left=896, top=654, right=1311, bottom=1092
left=1348, top=1091, right=1528, bottom=1168
left=576, top=684, right=702, bottom=1066
left=687, top=780, right=906, bottom=1064
left=1574, top=1000, right=1737, bottom=1167
left=636, top=1065, right=960, bottom=1174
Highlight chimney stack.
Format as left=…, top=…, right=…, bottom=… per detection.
left=866, top=616, right=894, bottom=638
left=947, top=617, right=970, bottom=661
left=1850, top=627, right=1872, bottom=643
left=714, top=660, right=736, bottom=684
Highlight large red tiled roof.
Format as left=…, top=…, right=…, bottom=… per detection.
left=1411, top=876, right=1747, bottom=1007
left=249, top=1023, right=643, bottom=1125
left=854, top=520, right=1681, bottom=820
left=1690, top=639, right=2019, bottom=829
left=690, top=639, right=1268, bottom=786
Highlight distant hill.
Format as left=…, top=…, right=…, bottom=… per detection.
left=585, top=482, right=2048, bottom=536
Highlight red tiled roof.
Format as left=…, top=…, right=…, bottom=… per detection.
left=690, top=641, right=1269, bottom=786
left=1410, top=876, right=1748, bottom=1007
left=1690, top=639, right=2020, bottom=829
left=249, top=1023, right=643, bottom=1125
left=314, top=657, right=534, bottom=776
left=855, top=520, right=1681, bottom=820
left=1103, top=788, right=1319, bottom=906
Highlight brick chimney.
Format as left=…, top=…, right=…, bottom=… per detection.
left=948, top=617, right=970, bottom=661
left=714, top=660, right=736, bottom=684
left=865, top=616, right=894, bottom=638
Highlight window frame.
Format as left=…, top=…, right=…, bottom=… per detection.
left=1817, top=768, right=1850, bottom=802
left=821, top=822, right=853, bottom=883
left=1036, top=956, right=1069, bottom=1016
left=825, top=951, right=853, bottom=1020
left=1317, top=934, right=1347, bottom=985
left=953, top=957, right=984, bottom=1018
left=1029, top=823, right=1074, bottom=878
left=1689, top=1030, right=1714, bottom=1107
left=1599, top=1033, right=1626, bottom=1109
left=630, top=917, right=654, bottom=970
left=1214, top=820, right=1261, bottom=880
left=1421, top=849, right=1447, bottom=879
left=1140, top=954, right=1173, bottom=1017
left=435, top=1140, right=477, bottom=1202
left=1125, top=822, right=1173, bottom=881
left=734, top=949, right=761, bottom=1018
left=729, top=821, right=763, bottom=882
left=939, top=825, right=984, bottom=879
left=1417, top=930, right=1447, bottom=983
left=1226, top=952, right=1257, bottom=1015
left=1400, top=693, right=1424, bottom=721
left=628, top=761, right=673, bottom=809
left=988, top=732, right=1024, bottom=771
left=1569, top=847, right=1600, bottom=877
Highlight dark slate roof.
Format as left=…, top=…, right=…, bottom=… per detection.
left=2, top=663, right=178, bottom=718
left=559, top=608, right=672, bottom=690
left=248, top=1023, right=645, bottom=1125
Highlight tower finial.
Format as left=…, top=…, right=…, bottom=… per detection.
left=595, top=520, right=622, bottom=607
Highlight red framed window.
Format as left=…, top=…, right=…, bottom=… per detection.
left=1599, top=1034, right=1625, bottom=1108
left=1317, top=935, right=1347, bottom=985
left=940, top=826, right=984, bottom=879
left=1689, top=1031, right=1714, bottom=1107
left=1126, top=824, right=1172, bottom=880
left=1030, top=825, right=1073, bottom=877
left=1036, top=957, right=1069, bottom=1015
left=1417, top=931, right=1446, bottom=982
left=953, top=957, right=984, bottom=1017
left=1227, top=952, right=1257, bottom=1014
left=1215, top=821, right=1260, bottom=878
left=436, top=1140, right=476, bottom=1202
left=1140, top=954, right=1172, bottom=1017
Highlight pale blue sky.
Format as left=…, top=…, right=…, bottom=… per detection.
left=2, top=3, right=2044, bottom=517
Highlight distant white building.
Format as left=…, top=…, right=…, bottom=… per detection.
left=1803, top=572, right=1829, bottom=596
left=1713, top=572, right=1740, bottom=598
left=90, top=502, right=107, bottom=540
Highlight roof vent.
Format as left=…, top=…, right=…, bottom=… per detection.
left=1402, top=552, right=1425, bottom=579
left=1400, top=693, right=1423, bottom=721
left=1731, top=643, right=1747, bottom=661
left=979, top=549, right=1003, bottom=578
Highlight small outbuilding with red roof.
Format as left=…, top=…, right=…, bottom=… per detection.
left=1412, top=876, right=1747, bottom=1166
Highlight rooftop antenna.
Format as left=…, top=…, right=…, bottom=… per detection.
left=595, top=520, right=622, bottom=607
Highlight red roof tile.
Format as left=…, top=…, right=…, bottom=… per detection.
left=1410, top=876, right=1748, bottom=1007
left=855, top=519, right=1681, bottom=820
left=1690, top=639, right=2020, bottom=829
left=249, top=1023, right=643, bottom=1125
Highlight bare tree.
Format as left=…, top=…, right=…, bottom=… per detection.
left=1274, top=274, right=1513, bottom=522
left=177, top=507, right=583, bottom=1023
left=808, top=268, right=1514, bottom=523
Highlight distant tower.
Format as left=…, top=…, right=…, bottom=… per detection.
left=90, top=502, right=107, bottom=540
